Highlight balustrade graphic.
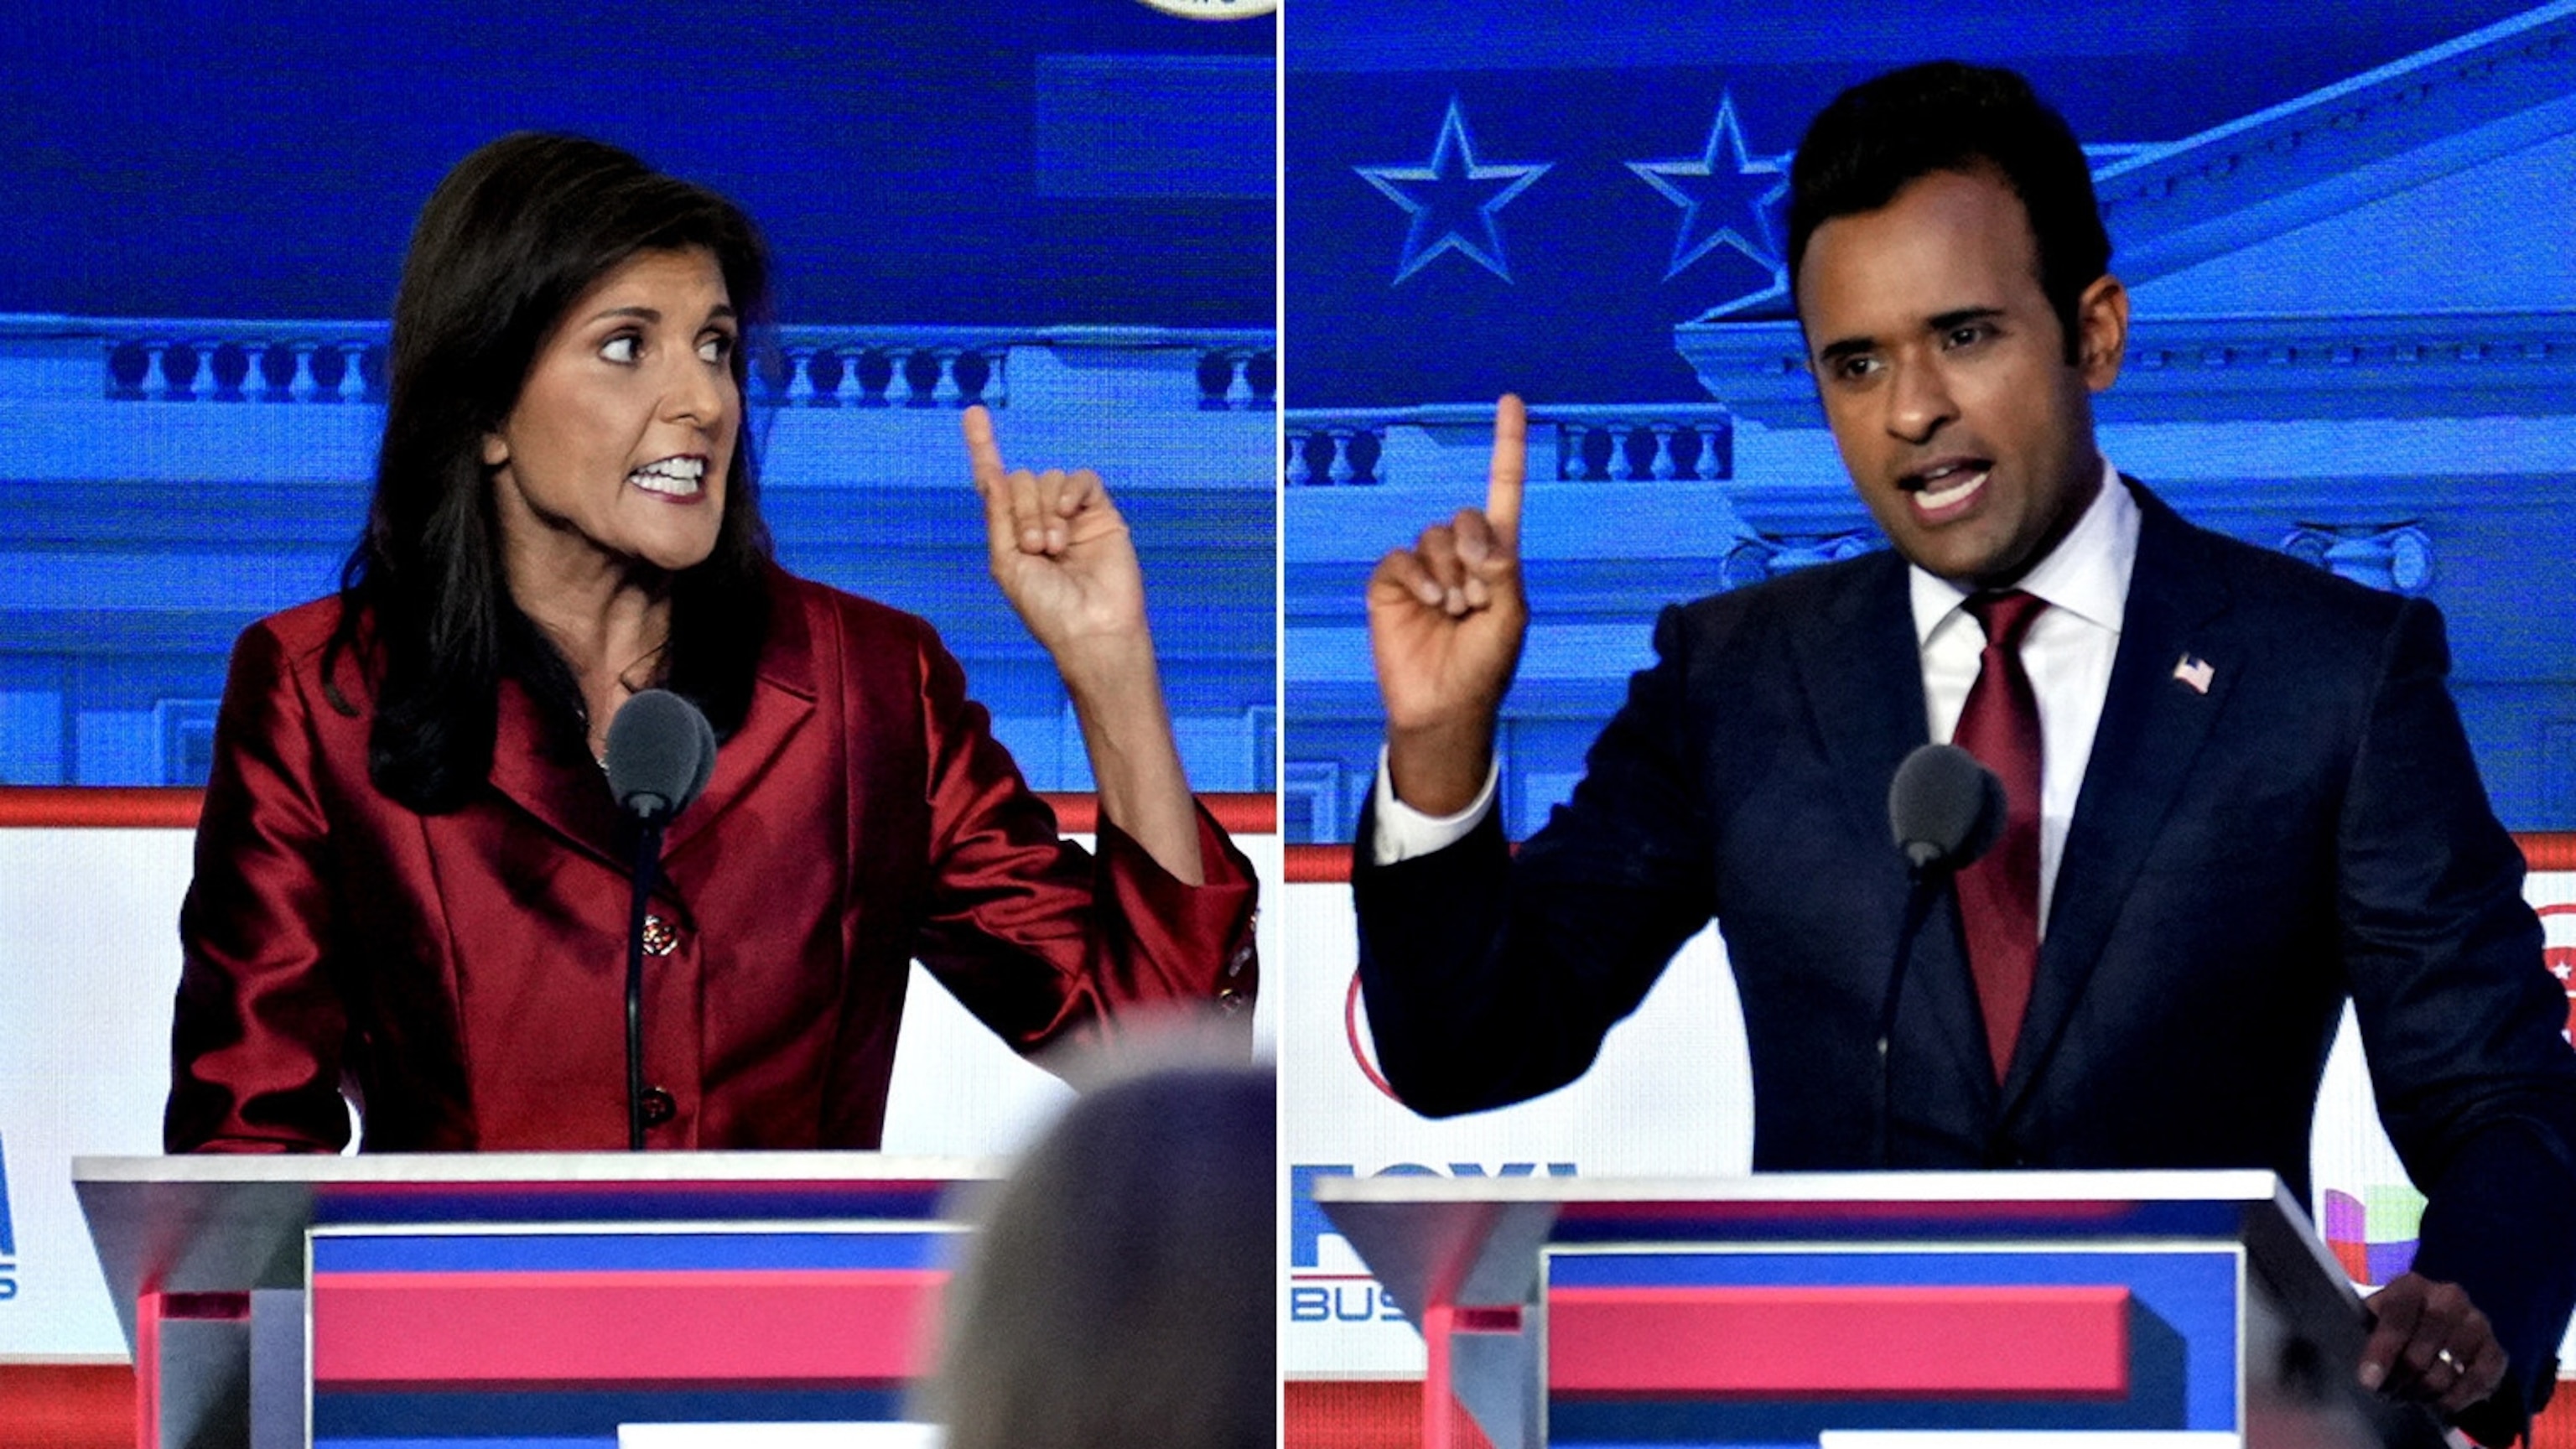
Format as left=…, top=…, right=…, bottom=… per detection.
left=110, top=335, right=379, bottom=403
left=2281, top=522, right=2436, bottom=596
left=1197, top=345, right=1276, bottom=411
left=1287, top=424, right=1384, bottom=486
left=6, top=314, right=1275, bottom=791
left=65, top=319, right=1273, bottom=412
left=1285, top=404, right=1735, bottom=486
left=1554, top=414, right=1732, bottom=481
left=1717, top=530, right=1882, bottom=589
left=1716, top=522, right=2433, bottom=596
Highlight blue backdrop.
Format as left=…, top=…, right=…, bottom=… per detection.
left=0, top=0, right=1276, bottom=793
left=1284, top=0, right=2576, bottom=839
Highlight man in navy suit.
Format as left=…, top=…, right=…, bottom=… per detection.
left=1353, top=61, right=2576, bottom=1441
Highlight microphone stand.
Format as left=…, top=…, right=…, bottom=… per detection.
left=624, top=816, right=667, bottom=1152
left=604, top=688, right=714, bottom=1154
left=1875, top=860, right=1948, bottom=1170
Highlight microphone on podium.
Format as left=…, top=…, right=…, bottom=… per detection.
left=605, top=689, right=716, bottom=1150
left=1889, top=741, right=2005, bottom=875
left=607, top=688, right=716, bottom=825
left=1876, top=744, right=2006, bottom=1166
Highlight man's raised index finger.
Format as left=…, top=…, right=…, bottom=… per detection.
left=961, top=404, right=1007, bottom=486
left=1485, top=393, right=1527, bottom=549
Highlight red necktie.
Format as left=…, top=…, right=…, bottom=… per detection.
left=1951, top=590, right=2047, bottom=1082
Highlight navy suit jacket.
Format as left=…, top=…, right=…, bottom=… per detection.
left=1356, top=484, right=2576, bottom=1431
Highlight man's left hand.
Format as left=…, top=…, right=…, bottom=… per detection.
left=2359, top=1271, right=2508, bottom=1416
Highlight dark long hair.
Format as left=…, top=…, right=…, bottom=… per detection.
left=325, top=132, right=774, bottom=813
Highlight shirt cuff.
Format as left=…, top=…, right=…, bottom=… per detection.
left=1368, top=744, right=1499, bottom=866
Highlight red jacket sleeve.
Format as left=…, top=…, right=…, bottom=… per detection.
left=166, top=618, right=354, bottom=1153
left=904, top=624, right=1258, bottom=1055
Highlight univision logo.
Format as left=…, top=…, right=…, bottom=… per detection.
left=0, top=1130, right=16, bottom=1301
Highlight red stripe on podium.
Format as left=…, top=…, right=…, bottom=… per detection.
left=1547, top=1284, right=2132, bottom=1397
left=0, top=786, right=1281, bottom=836
left=1285, top=844, right=1350, bottom=882
left=1280, top=834, right=2576, bottom=885
left=2524, top=833, right=2576, bottom=871
left=310, top=1268, right=943, bottom=1387
left=0, top=787, right=203, bottom=828
left=1039, top=790, right=1275, bottom=836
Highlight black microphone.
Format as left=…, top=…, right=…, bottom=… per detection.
left=1876, top=743, right=2006, bottom=1166
left=603, top=689, right=715, bottom=1150
left=1889, top=742, right=2005, bottom=874
left=606, top=688, right=714, bottom=824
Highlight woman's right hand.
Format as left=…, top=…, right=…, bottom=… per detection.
left=1367, top=395, right=1530, bottom=817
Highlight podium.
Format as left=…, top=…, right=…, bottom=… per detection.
left=75, top=1153, right=990, bottom=1449
left=1316, top=1170, right=2448, bottom=1449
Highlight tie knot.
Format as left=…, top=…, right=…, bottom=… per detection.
left=1966, top=589, right=2047, bottom=651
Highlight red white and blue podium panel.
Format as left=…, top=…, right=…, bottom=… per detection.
left=1544, top=1248, right=2238, bottom=1445
left=307, top=1225, right=950, bottom=1447
left=1317, top=1172, right=2427, bottom=1449
left=75, top=1154, right=988, bottom=1449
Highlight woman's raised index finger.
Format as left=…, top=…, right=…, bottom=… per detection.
left=1486, top=393, right=1527, bottom=548
left=961, top=404, right=1008, bottom=486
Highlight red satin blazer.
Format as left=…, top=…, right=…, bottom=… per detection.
left=166, top=569, right=1258, bottom=1151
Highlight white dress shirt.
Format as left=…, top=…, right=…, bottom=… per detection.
left=1373, top=459, right=2141, bottom=940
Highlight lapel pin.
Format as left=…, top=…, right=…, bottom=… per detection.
left=2173, top=654, right=2215, bottom=695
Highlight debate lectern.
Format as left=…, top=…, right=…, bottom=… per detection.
left=1316, top=1170, right=2450, bottom=1449
left=75, top=1153, right=989, bottom=1449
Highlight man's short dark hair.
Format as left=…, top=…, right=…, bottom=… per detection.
left=1787, top=62, right=2110, bottom=361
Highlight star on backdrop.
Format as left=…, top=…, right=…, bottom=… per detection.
left=1355, top=96, right=1552, bottom=285
left=1628, top=91, right=1792, bottom=309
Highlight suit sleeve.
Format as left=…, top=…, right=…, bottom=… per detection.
left=164, top=621, right=353, bottom=1153
left=906, top=626, right=1257, bottom=1054
left=1353, top=603, right=1720, bottom=1116
left=2337, top=599, right=2576, bottom=1438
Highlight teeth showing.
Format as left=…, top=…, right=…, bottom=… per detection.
left=628, top=457, right=705, bottom=496
left=1913, top=465, right=1987, bottom=512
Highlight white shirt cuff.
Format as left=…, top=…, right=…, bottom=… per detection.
left=1368, top=745, right=1500, bottom=866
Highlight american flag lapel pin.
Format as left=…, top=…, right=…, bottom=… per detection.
left=2173, top=653, right=2215, bottom=695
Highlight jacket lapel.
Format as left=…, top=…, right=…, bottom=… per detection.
left=1999, top=485, right=2236, bottom=1115
left=1792, top=550, right=1929, bottom=858
left=483, top=574, right=820, bottom=870
left=486, top=676, right=629, bottom=874
left=663, top=578, right=818, bottom=860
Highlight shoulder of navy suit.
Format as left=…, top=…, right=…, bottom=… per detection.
left=2123, top=483, right=2576, bottom=1441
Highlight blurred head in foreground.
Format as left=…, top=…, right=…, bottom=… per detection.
left=926, top=1062, right=1275, bottom=1449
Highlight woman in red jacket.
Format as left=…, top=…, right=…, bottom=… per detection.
left=165, top=133, right=1256, bottom=1153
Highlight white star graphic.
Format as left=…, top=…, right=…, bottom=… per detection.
left=1355, top=97, right=1552, bottom=286
left=1627, top=91, right=1791, bottom=292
